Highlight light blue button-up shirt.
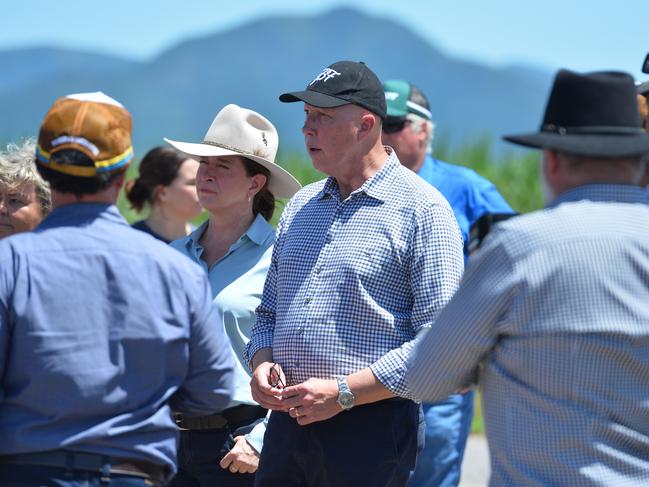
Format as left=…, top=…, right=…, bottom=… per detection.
left=0, top=203, right=235, bottom=474
left=408, top=184, right=649, bottom=486
left=171, top=214, right=274, bottom=452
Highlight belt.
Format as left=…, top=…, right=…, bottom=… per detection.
left=174, top=404, right=267, bottom=430
left=0, top=450, right=167, bottom=485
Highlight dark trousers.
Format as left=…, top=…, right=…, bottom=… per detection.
left=168, top=420, right=259, bottom=487
left=255, top=399, right=424, bottom=487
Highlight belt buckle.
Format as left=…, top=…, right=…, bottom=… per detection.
left=173, top=413, right=186, bottom=429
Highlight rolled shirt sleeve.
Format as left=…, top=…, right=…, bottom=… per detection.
left=371, top=203, right=464, bottom=398
left=407, top=228, right=515, bottom=402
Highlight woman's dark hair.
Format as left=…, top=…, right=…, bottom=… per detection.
left=37, top=149, right=124, bottom=196
left=125, top=146, right=188, bottom=212
left=242, top=158, right=275, bottom=221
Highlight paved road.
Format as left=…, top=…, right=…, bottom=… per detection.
left=459, top=435, right=490, bottom=487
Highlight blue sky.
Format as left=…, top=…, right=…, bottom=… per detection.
left=3, top=0, right=647, bottom=79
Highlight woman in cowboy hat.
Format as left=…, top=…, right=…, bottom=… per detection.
left=165, top=104, right=301, bottom=486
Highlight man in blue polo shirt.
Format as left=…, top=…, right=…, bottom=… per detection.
left=382, top=80, right=515, bottom=487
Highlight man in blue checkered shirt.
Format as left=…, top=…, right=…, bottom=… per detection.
left=244, top=61, right=464, bottom=486
left=408, top=69, right=649, bottom=486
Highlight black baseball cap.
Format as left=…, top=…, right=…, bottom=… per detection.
left=279, top=61, right=387, bottom=119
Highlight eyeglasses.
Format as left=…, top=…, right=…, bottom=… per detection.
left=382, top=119, right=411, bottom=134
left=269, top=363, right=285, bottom=389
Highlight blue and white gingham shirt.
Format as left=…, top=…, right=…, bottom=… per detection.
left=245, top=150, right=464, bottom=398
left=408, top=184, right=649, bottom=486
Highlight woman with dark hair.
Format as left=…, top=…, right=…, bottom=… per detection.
left=125, top=146, right=201, bottom=243
left=165, top=104, right=301, bottom=486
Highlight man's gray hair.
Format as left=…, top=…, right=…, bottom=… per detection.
left=0, top=139, right=51, bottom=214
left=407, top=114, right=436, bottom=154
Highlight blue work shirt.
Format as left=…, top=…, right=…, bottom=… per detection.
left=0, top=203, right=236, bottom=475
left=418, top=155, right=515, bottom=257
left=171, top=214, right=274, bottom=452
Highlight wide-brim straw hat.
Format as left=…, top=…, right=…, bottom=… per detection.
left=165, top=104, right=301, bottom=198
left=504, top=69, right=649, bottom=157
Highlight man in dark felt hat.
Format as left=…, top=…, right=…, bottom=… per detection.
left=245, top=61, right=464, bottom=486
left=0, top=92, right=236, bottom=485
left=382, top=79, right=515, bottom=487
left=407, top=69, right=649, bottom=485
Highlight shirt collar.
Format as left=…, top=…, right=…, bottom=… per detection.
left=317, top=147, right=399, bottom=203
left=38, top=203, right=125, bottom=229
left=549, top=184, right=649, bottom=207
left=183, top=213, right=274, bottom=257
left=245, top=213, right=275, bottom=245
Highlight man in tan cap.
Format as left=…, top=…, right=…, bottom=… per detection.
left=0, top=92, right=236, bottom=485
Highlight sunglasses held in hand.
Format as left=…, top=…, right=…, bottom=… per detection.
left=269, top=363, right=285, bottom=389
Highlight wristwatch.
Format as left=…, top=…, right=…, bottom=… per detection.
left=336, top=376, right=355, bottom=410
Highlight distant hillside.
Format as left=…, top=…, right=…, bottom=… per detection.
left=0, top=7, right=553, bottom=157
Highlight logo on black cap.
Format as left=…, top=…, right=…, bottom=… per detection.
left=279, top=61, right=387, bottom=119
left=310, top=68, right=341, bottom=86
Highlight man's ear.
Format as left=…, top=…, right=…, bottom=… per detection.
left=358, top=113, right=377, bottom=140
left=542, top=149, right=561, bottom=177
left=418, top=120, right=430, bottom=148
left=114, top=172, right=127, bottom=191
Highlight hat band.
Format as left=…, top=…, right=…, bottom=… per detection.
left=406, top=101, right=432, bottom=120
left=201, top=140, right=272, bottom=161
left=541, top=124, right=645, bottom=135
left=36, top=145, right=134, bottom=177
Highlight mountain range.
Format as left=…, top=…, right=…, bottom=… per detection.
left=0, top=7, right=554, bottom=158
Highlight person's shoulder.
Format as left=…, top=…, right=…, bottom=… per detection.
left=392, top=163, right=452, bottom=209
left=118, top=225, right=204, bottom=277
left=0, top=228, right=49, bottom=259
left=169, top=233, right=193, bottom=255
left=0, top=232, right=30, bottom=262
left=434, top=159, right=498, bottom=192
left=292, top=178, right=328, bottom=200
left=282, top=178, right=329, bottom=213
left=130, top=220, right=147, bottom=230
left=484, top=207, right=559, bottom=255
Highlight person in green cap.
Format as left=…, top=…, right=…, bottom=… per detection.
left=382, top=79, right=515, bottom=487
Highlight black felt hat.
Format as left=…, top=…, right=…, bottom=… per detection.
left=637, top=81, right=649, bottom=97
left=504, top=69, right=649, bottom=157
left=279, top=61, right=387, bottom=119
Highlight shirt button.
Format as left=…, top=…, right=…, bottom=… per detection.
left=304, top=297, right=312, bottom=304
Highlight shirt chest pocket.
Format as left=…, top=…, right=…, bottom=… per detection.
left=334, top=243, right=404, bottom=289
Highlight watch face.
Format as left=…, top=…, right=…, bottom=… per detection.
left=338, top=390, right=355, bottom=409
